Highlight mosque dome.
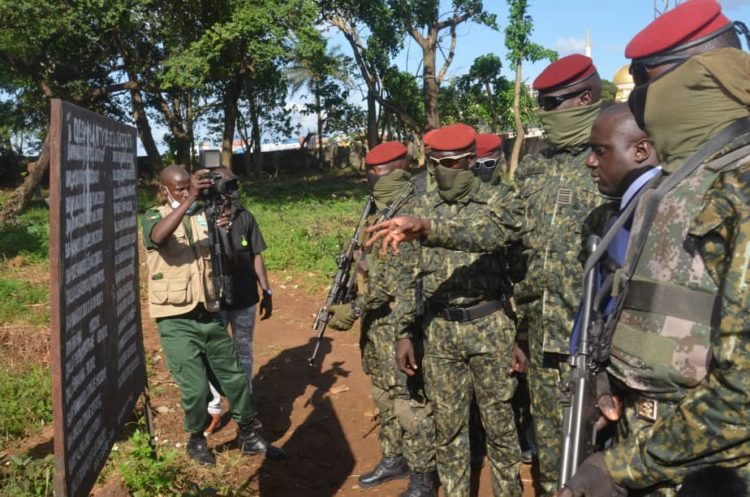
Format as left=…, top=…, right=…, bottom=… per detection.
left=613, top=64, right=635, bottom=103
left=613, top=64, right=634, bottom=86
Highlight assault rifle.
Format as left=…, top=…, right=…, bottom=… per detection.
left=308, top=196, right=375, bottom=366
left=307, top=183, right=416, bottom=366
left=558, top=235, right=601, bottom=488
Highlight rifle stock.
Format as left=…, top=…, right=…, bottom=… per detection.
left=558, top=235, right=601, bottom=488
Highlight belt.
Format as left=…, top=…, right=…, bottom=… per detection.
left=180, top=303, right=220, bottom=323
left=431, top=299, right=503, bottom=322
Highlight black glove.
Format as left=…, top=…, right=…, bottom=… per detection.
left=260, top=290, right=273, bottom=320
left=562, top=453, right=627, bottom=497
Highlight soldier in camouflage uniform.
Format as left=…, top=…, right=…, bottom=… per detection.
left=511, top=54, right=606, bottom=493
left=386, top=124, right=525, bottom=497
left=558, top=2, right=750, bottom=496
left=327, top=141, right=437, bottom=497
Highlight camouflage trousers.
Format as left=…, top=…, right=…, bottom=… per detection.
left=423, top=310, right=521, bottom=497
left=523, top=304, right=571, bottom=493
left=361, top=315, right=436, bottom=472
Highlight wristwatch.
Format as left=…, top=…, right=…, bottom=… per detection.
left=262, top=289, right=272, bottom=297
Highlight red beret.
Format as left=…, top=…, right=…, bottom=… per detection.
left=366, top=141, right=408, bottom=166
left=422, top=129, right=439, bottom=147
left=476, top=134, right=503, bottom=158
left=626, top=0, right=731, bottom=60
left=429, top=124, right=477, bottom=152
left=533, top=54, right=597, bottom=91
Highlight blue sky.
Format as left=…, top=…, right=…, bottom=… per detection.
left=379, top=0, right=750, bottom=88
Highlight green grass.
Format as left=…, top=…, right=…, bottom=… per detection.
left=0, top=364, right=52, bottom=451
left=241, top=174, right=368, bottom=280
left=0, top=278, right=49, bottom=325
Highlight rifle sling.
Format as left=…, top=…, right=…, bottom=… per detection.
left=623, top=280, right=719, bottom=326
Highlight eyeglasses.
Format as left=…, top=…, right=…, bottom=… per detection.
left=537, top=89, right=589, bottom=111
left=629, top=58, right=687, bottom=86
left=428, top=152, right=474, bottom=168
left=473, top=158, right=497, bottom=169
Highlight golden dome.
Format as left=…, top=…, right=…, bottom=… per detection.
left=613, top=64, right=633, bottom=86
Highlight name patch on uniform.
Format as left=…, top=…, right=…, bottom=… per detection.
left=196, top=216, right=208, bottom=228
left=557, top=188, right=572, bottom=205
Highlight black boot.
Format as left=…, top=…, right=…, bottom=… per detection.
left=399, top=471, right=438, bottom=497
left=358, top=456, right=409, bottom=487
left=187, top=433, right=216, bottom=466
left=238, top=422, right=286, bottom=460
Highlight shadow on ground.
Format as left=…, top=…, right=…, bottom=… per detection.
left=246, top=337, right=355, bottom=497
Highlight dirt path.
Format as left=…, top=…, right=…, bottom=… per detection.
left=137, top=274, right=535, bottom=497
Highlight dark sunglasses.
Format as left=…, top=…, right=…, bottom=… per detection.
left=537, top=89, right=588, bottom=111
left=629, top=57, right=688, bottom=86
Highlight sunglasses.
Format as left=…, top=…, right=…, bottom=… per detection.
left=428, top=152, right=474, bottom=168
left=629, top=57, right=688, bottom=86
left=537, top=89, right=589, bottom=111
left=473, top=158, right=497, bottom=169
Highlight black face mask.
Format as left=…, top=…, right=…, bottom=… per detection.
left=367, top=171, right=381, bottom=191
left=628, top=82, right=649, bottom=131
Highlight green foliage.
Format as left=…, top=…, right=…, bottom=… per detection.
left=0, top=278, right=48, bottom=325
left=0, top=454, right=54, bottom=497
left=0, top=364, right=52, bottom=450
left=0, top=204, right=49, bottom=261
left=601, top=79, right=618, bottom=102
left=118, top=428, right=184, bottom=497
left=504, top=0, right=557, bottom=67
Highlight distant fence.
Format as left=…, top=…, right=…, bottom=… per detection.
left=1, top=135, right=547, bottom=186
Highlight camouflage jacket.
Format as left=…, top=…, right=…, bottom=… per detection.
left=605, top=134, right=750, bottom=488
left=385, top=182, right=523, bottom=335
left=359, top=182, right=422, bottom=340
left=513, top=145, right=605, bottom=355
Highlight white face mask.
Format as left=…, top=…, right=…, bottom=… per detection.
left=166, top=190, right=181, bottom=209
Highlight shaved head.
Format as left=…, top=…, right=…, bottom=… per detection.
left=160, top=164, right=189, bottom=185
left=586, top=103, right=658, bottom=196
left=595, top=103, right=648, bottom=144
left=159, top=164, right=191, bottom=205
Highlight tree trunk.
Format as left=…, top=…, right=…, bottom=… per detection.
left=423, top=47, right=440, bottom=130
left=509, top=61, right=524, bottom=176
left=0, top=134, right=51, bottom=224
left=366, top=89, right=379, bottom=149
left=129, top=88, right=162, bottom=171
left=250, top=96, right=263, bottom=179
left=222, top=76, right=242, bottom=169
left=316, top=91, right=324, bottom=169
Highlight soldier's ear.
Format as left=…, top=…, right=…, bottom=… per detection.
left=633, top=138, right=653, bottom=164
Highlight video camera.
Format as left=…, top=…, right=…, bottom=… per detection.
left=199, top=171, right=239, bottom=200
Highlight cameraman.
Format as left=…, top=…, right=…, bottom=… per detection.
left=204, top=167, right=272, bottom=433
left=142, top=165, right=284, bottom=465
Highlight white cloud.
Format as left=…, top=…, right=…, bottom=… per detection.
left=554, top=37, right=586, bottom=56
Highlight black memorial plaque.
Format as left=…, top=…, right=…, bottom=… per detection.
left=48, top=99, right=147, bottom=497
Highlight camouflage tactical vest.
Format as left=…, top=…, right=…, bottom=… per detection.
left=607, top=162, right=722, bottom=401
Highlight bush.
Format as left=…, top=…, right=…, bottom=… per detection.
left=0, top=454, right=54, bottom=497
left=118, top=428, right=184, bottom=496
